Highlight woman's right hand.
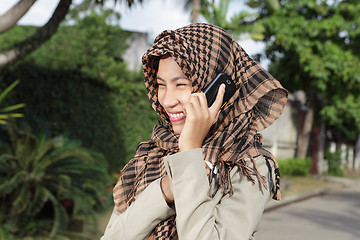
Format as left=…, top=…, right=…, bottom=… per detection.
left=178, top=84, right=225, bottom=152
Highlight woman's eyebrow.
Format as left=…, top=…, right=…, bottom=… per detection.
left=156, top=76, right=189, bottom=82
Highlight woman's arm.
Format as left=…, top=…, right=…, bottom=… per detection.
left=100, top=178, right=175, bottom=240
left=163, top=148, right=272, bottom=240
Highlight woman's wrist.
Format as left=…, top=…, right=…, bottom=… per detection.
left=160, top=176, right=174, bottom=204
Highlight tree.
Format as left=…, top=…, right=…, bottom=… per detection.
left=199, top=0, right=231, bottom=27
left=0, top=2, right=159, bottom=170
left=0, top=0, right=72, bottom=69
left=231, top=0, right=360, bottom=158
left=0, top=0, right=37, bottom=34
left=184, top=0, right=209, bottom=23
left=0, top=0, right=145, bottom=69
left=198, top=0, right=272, bottom=41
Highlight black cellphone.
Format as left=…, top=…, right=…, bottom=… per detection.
left=203, top=73, right=236, bottom=109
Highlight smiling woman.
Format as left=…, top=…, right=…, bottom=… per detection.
left=101, top=23, right=288, bottom=240
left=156, top=55, right=193, bottom=135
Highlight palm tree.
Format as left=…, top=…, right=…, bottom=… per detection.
left=0, top=124, right=111, bottom=238
left=0, top=80, right=25, bottom=125
left=198, top=0, right=230, bottom=27
left=184, top=0, right=209, bottom=23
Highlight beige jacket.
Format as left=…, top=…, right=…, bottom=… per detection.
left=101, top=148, right=274, bottom=240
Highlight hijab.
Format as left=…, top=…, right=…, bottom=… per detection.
left=113, top=23, right=288, bottom=239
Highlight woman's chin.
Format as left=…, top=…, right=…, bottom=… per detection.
left=172, top=125, right=184, bottom=136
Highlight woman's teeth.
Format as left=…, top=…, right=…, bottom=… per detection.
left=169, top=112, right=184, bottom=118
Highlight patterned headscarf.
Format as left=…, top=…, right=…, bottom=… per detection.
left=113, top=23, right=288, bottom=239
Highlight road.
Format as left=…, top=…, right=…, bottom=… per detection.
left=255, top=181, right=360, bottom=240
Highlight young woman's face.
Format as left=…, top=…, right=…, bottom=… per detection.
left=157, top=56, right=192, bottom=135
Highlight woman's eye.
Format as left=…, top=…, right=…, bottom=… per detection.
left=177, top=82, right=190, bottom=87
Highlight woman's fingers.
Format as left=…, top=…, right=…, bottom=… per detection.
left=209, top=84, right=225, bottom=119
left=186, top=93, right=209, bottom=119
left=178, top=88, right=225, bottom=152
left=186, top=87, right=225, bottom=124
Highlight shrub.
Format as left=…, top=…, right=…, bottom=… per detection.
left=1, top=66, right=127, bottom=171
left=0, top=12, right=159, bottom=171
left=277, top=157, right=312, bottom=176
left=0, top=124, right=112, bottom=238
left=325, top=149, right=345, bottom=176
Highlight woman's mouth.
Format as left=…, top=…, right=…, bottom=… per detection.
left=168, top=112, right=186, bottom=123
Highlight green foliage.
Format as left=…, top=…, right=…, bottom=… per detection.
left=0, top=124, right=112, bottom=238
left=114, top=71, right=159, bottom=161
left=0, top=5, right=159, bottom=170
left=27, top=11, right=131, bottom=88
left=199, top=0, right=260, bottom=39
left=1, top=65, right=128, bottom=171
left=321, top=94, right=360, bottom=141
left=0, top=80, right=25, bottom=125
left=0, top=26, right=37, bottom=52
left=236, top=0, right=360, bottom=142
left=278, top=157, right=312, bottom=176
left=200, top=0, right=231, bottom=28
left=325, top=149, right=345, bottom=177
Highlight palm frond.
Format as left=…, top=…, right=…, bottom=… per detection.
left=33, top=137, right=55, bottom=166
left=0, top=80, right=25, bottom=125
left=0, top=171, right=26, bottom=195
left=13, top=185, right=31, bottom=214
left=1, top=124, right=112, bottom=237
left=0, top=80, right=20, bottom=103
left=0, top=103, right=26, bottom=113
left=26, top=184, right=49, bottom=217
left=43, top=187, right=69, bottom=238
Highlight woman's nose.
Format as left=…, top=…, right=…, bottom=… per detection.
left=161, top=89, right=179, bottom=108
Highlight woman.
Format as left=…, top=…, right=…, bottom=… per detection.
left=101, top=23, right=288, bottom=240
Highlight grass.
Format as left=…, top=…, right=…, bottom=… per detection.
left=280, top=175, right=340, bottom=197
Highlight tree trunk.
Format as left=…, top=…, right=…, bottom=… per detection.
left=0, top=0, right=72, bottom=69
left=191, top=0, right=200, bottom=24
left=0, top=0, right=37, bottom=34
left=317, top=122, right=325, bottom=174
left=296, top=89, right=315, bottom=159
left=355, top=134, right=360, bottom=171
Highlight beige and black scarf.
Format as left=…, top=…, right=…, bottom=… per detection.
left=113, top=23, right=288, bottom=239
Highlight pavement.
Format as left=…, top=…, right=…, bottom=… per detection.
left=264, top=175, right=356, bottom=212
left=258, top=177, right=360, bottom=240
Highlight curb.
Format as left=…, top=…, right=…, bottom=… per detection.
left=264, top=176, right=356, bottom=212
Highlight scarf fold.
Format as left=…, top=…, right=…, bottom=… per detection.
left=113, top=23, right=288, bottom=239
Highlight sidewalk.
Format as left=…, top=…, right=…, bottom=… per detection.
left=264, top=175, right=356, bottom=212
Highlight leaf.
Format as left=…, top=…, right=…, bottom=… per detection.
left=0, top=80, right=20, bottom=103
left=13, top=185, right=31, bottom=214
left=0, top=171, right=25, bottom=196
left=26, top=184, right=48, bottom=217
left=0, top=103, right=25, bottom=113
left=43, top=187, right=68, bottom=238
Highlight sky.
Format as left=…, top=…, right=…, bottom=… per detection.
left=0, top=0, right=268, bottom=66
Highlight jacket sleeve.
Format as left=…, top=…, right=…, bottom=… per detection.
left=100, top=178, right=175, bottom=240
left=163, top=148, right=273, bottom=240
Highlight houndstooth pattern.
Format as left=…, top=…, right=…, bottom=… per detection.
left=113, top=23, right=288, bottom=239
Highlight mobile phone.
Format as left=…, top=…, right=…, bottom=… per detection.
left=203, top=73, right=236, bottom=109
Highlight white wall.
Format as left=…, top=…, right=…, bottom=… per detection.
left=260, top=101, right=300, bottom=159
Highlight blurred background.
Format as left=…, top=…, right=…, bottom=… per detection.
left=0, top=0, right=359, bottom=239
